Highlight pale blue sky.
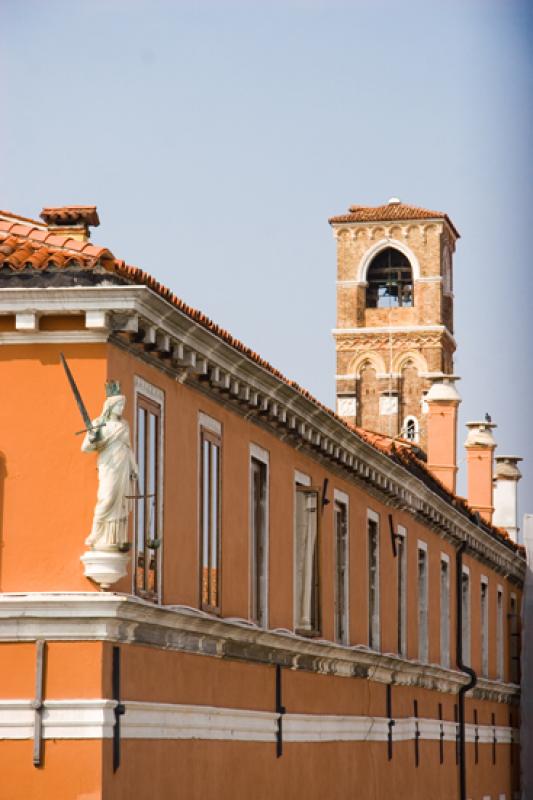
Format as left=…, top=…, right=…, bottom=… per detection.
left=2, top=0, right=532, bottom=519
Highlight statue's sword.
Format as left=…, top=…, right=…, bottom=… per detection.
left=60, top=353, right=104, bottom=437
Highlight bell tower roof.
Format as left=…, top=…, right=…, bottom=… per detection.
left=329, top=201, right=460, bottom=239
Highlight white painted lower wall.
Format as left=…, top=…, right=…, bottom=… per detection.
left=0, top=699, right=517, bottom=745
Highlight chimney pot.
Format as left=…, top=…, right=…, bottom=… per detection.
left=40, top=206, right=99, bottom=242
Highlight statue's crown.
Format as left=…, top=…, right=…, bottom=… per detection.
left=105, top=380, right=121, bottom=397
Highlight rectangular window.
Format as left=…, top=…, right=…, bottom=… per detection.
left=481, top=578, right=489, bottom=677
left=417, top=543, right=428, bottom=662
left=509, top=593, right=520, bottom=684
left=135, top=394, right=162, bottom=599
left=496, top=587, right=504, bottom=680
left=200, top=426, right=221, bottom=613
left=440, top=556, right=450, bottom=668
left=368, top=511, right=380, bottom=650
left=334, top=494, right=349, bottom=645
left=461, top=568, right=471, bottom=666
left=250, top=449, right=268, bottom=627
left=397, top=526, right=407, bottom=657
left=295, top=480, right=320, bottom=634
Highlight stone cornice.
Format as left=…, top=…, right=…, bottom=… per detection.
left=0, top=286, right=525, bottom=581
left=0, top=593, right=520, bottom=705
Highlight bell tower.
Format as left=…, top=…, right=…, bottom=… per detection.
left=329, top=199, right=459, bottom=450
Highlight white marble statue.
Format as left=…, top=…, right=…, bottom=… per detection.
left=82, top=388, right=138, bottom=550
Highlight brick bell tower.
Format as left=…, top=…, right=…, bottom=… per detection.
left=329, top=198, right=460, bottom=451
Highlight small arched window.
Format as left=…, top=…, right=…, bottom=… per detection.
left=366, top=247, right=413, bottom=308
left=403, top=415, right=419, bottom=443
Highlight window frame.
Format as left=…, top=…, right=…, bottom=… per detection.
left=496, top=585, right=504, bottom=681
left=480, top=576, right=489, bottom=678
left=367, top=509, right=380, bottom=651
left=461, top=566, right=471, bottom=667
left=366, top=247, right=414, bottom=309
left=333, top=490, right=349, bottom=646
left=294, top=472, right=321, bottom=637
left=396, top=525, right=407, bottom=657
left=417, top=540, right=429, bottom=663
left=249, top=444, right=269, bottom=627
left=133, top=376, right=165, bottom=604
left=509, top=592, right=520, bottom=684
left=440, top=554, right=451, bottom=669
left=199, top=419, right=222, bottom=615
left=403, top=415, right=419, bottom=443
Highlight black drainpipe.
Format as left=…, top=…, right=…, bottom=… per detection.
left=456, top=542, right=477, bottom=800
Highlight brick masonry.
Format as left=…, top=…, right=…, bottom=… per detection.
left=332, top=213, right=458, bottom=450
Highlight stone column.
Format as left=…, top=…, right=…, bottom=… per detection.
left=425, top=377, right=461, bottom=494
left=464, top=421, right=497, bottom=524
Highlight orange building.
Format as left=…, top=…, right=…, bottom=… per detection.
left=0, top=204, right=525, bottom=799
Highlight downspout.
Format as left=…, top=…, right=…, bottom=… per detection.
left=456, top=542, right=477, bottom=800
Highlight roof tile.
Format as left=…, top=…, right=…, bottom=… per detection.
left=329, top=202, right=460, bottom=238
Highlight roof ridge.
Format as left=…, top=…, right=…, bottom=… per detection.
left=0, top=210, right=45, bottom=227
left=0, top=220, right=112, bottom=258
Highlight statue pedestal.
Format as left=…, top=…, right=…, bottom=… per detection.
left=81, top=548, right=130, bottom=590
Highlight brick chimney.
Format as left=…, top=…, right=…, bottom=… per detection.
left=425, top=377, right=461, bottom=494
left=493, top=456, right=522, bottom=543
left=464, top=420, right=497, bottom=524
left=40, top=206, right=99, bottom=242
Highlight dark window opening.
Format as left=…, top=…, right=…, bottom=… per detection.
left=368, top=516, right=380, bottom=649
left=366, top=248, right=413, bottom=308
left=334, top=500, right=349, bottom=645
left=251, top=457, right=268, bottom=626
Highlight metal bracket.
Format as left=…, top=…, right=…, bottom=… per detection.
left=386, top=684, right=394, bottom=761
left=112, top=646, right=126, bottom=772
left=438, top=702, right=444, bottom=765
left=413, top=700, right=420, bottom=767
left=32, top=640, right=46, bottom=767
left=275, top=664, right=286, bottom=758
left=389, top=514, right=400, bottom=557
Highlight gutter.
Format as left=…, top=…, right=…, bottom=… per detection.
left=456, top=542, right=477, bottom=800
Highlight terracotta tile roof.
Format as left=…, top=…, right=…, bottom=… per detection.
left=329, top=202, right=460, bottom=238
left=0, top=217, right=113, bottom=269
left=0, top=211, right=522, bottom=557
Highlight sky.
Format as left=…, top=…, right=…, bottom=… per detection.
left=2, top=0, right=532, bottom=523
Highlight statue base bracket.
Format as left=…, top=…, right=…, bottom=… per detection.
left=81, top=548, right=129, bottom=590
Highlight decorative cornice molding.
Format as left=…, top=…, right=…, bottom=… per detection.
left=0, top=593, right=521, bottom=704
left=0, top=286, right=523, bottom=580
left=0, top=331, right=108, bottom=344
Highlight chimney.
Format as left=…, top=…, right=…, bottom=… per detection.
left=493, top=456, right=522, bottom=543
left=464, top=420, right=497, bottom=524
left=425, top=376, right=461, bottom=494
left=40, top=206, right=100, bottom=243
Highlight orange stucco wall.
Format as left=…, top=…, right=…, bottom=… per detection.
left=107, top=340, right=520, bottom=684
left=0, top=331, right=523, bottom=799
left=1, top=741, right=102, bottom=800
left=0, top=343, right=107, bottom=591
